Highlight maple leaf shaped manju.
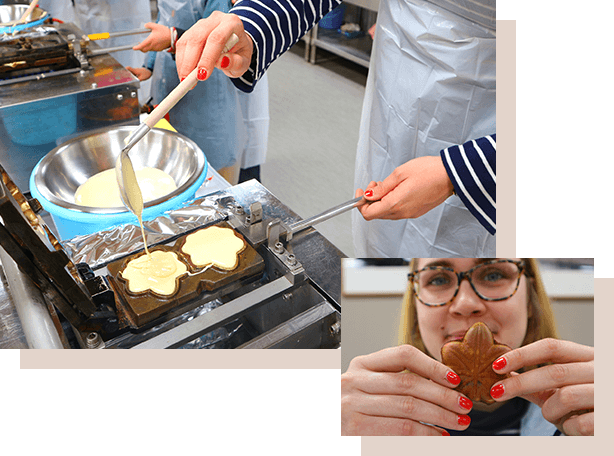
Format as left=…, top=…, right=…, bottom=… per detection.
left=441, top=322, right=511, bottom=404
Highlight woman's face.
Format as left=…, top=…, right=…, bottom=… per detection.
left=414, top=258, right=529, bottom=362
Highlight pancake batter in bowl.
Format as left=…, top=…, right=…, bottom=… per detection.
left=74, top=167, right=177, bottom=208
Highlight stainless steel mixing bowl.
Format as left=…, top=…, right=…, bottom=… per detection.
left=33, top=126, right=207, bottom=214
left=0, top=5, right=48, bottom=30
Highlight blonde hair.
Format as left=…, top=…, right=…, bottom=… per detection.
left=398, top=259, right=559, bottom=354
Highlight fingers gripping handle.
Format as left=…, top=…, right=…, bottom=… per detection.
left=144, top=68, right=199, bottom=128
left=143, top=33, right=240, bottom=129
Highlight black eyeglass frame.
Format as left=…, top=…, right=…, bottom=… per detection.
left=407, top=259, right=527, bottom=307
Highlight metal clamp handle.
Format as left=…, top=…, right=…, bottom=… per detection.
left=288, top=196, right=366, bottom=234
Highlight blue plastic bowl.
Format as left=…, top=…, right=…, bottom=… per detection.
left=29, top=126, right=208, bottom=240
left=0, top=5, right=49, bottom=34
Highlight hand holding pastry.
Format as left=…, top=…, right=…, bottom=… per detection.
left=341, top=345, right=474, bottom=436
left=489, top=338, right=594, bottom=435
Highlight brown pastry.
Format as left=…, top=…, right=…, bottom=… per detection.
left=441, top=322, right=511, bottom=404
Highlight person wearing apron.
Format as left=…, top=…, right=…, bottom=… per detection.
left=172, top=0, right=495, bottom=256
left=38, top=0, right=151, bottom=69
left=128, top=0, right=270, bottom=184
left=352, top=0, right=495, bottom=257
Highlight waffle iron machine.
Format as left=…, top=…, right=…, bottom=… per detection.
left=0, top=165, right=342, bottom=349
left=0, top=19, right=141, bottom=192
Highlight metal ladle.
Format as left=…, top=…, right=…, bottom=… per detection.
left=115, top=33, right=239, bottom=221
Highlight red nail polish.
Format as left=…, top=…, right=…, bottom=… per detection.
left=446, top=371, right=460, bottom=386
left=441, top=430, right=450, bottom=436
left=492, top=356, right=507, bottom=371
left=458, top=415, right=471, bottom=426
left=180, top=77, right=186, bottom=82
left=490, top=383, right=505, bottom=399
left=221, top=56, right=230, bottom=69
left=364, top=189, right=373, bottom=198
left=459, top=396, right=473, bottom=410
left=197, top=67, right=207, bottom=81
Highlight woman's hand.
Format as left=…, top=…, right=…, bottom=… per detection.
left=342, top=345, right=474, bottom=435
left=354, top=156, right=454, bottom=221
left=490, top=338, right=594, bottom=435
left=175, top=11, right=253, bottom=81
left=132, top=22, right=171, bottom=52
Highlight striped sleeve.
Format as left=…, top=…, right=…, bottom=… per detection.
left=230, top=0, right=342, bottom=92
left=440, top=134, right=496, bottom=235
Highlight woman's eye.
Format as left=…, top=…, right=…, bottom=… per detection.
left=427, top=275, right=451, bottom=287
left=480, top=269, right=506, bottom=282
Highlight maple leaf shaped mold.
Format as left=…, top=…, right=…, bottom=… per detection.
left=441, top=322, right=511, bottom=404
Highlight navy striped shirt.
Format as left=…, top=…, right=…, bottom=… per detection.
left=441, top=135, right=496, bottom=234
left=230, top=0, right=341, bottom=91
left=230, top=1, right=496, bottom=233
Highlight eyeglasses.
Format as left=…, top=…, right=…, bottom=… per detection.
left=408, top=259, right=526, bottom=307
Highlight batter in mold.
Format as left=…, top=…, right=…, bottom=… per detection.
left=182, top=226, right=245, bottom=270
left=121, top=250, right=187, bottom=296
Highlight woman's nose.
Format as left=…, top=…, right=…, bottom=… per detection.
left=448, top=278, right=486, bottom=316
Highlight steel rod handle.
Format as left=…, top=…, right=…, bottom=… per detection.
left=289, top=196, right=366, bottom=234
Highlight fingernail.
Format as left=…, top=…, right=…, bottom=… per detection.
left=441, top=430, right=450, bottom=436
left=459, top=396, right=473, bottom=410
left=457, top=415, right=471, bottom=426
left=490, top=383, right=505, bottom=399
left=180, top=77, right=185, bottom=82
left=197, top=67, right=207, bottom=81
left=492, top=356, right=507, bottom=371
left=364, top=189, right=373, bottom=198
left=221, top=56, right=230, bottom=69
left=446, top=371, right=460, bottom=386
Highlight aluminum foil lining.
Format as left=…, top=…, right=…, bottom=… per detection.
left=0, top=25, right=54, bottom=42
left=62, top=191, right=240, bottom=269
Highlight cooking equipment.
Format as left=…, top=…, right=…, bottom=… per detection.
left=106, top=222, right=266, bottom=327
left=0, top=27, right=80, bottom=84
left=288, top=196, right=366, bottom=235
left=0, top=167, right=343, bottom=349
left=0, top=21, right=141, bottom=191
left=86, top=28, right=150, bottom=41
left=29, top=126, right=208, bottom=239
left=0, top=164, right=117, bottom=338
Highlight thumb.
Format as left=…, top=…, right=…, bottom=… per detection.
left=133, top=41, right=145, bottom=51
left=363, top=176, right=399, bottom=201
left=215, top=52, right=246, bottom=77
